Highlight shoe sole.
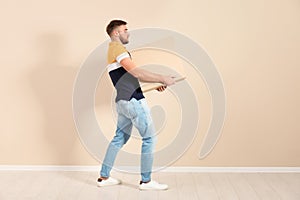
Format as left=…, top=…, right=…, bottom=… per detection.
left=97, top=182, right=121, bottom=187
left=139, top=187, right=168, bottom=191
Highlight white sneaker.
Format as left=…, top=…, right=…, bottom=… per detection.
left=139, top=180, right=168, bottom=190
left=97, top=177, right=121, bottom=187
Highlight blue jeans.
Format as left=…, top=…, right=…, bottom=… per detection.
left=100, top=98, right=156, bottom=182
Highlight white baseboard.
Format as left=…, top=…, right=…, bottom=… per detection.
left=160, top=167, right=300, bottom=173
left=0, top=165, right=99, bottom=171
left=0, top=165, right=299, bottom=173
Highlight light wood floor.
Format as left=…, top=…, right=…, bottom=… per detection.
left=0, top=171, right=299, bottom=200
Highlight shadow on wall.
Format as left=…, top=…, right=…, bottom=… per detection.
left=29, top=32, right=79, bottom=164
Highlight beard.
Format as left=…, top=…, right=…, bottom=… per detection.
left=120, top=36, right=129, bottom=44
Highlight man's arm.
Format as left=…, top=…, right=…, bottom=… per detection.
left=120, top=57, right=175, bottom=86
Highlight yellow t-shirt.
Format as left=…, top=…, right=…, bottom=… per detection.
left=107, top=41, right=128, bottom=64
left=106, top=41, right=144, bottom=102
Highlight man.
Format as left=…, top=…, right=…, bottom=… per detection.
left=97, top=19, right=175, bottom=190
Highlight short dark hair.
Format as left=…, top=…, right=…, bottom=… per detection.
left=106, top=19, right=127, bottom=36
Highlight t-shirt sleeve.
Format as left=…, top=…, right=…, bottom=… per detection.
left=116, top=52, right=130, bottom=63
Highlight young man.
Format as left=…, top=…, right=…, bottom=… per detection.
left=97, top=20, right=175, bottom=190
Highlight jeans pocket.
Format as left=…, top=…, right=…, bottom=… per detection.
left=117, top=100, right=129, bottom=117
left=128, top=98, right=139, bottom=119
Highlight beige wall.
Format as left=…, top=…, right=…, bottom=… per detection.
left=1, top=0, right=299, bottom=166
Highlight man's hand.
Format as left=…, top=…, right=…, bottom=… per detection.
left=162, top=75, right=176, bottom=86
left=156, top=76, right=176, bottom=92
left=156, top=86, right=167, bottom=92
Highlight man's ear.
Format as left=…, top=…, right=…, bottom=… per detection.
left=114, top=30, right=119, bottom=36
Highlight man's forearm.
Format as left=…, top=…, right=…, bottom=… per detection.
left=119, top=57, right=175, bottom=86
left=130, top=68, right=165, bottom=84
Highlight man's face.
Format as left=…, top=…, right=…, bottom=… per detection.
left=116, top=25, right=130, bottom=44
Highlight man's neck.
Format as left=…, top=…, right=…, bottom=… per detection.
left=110, top=36, right=122, bottom=44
